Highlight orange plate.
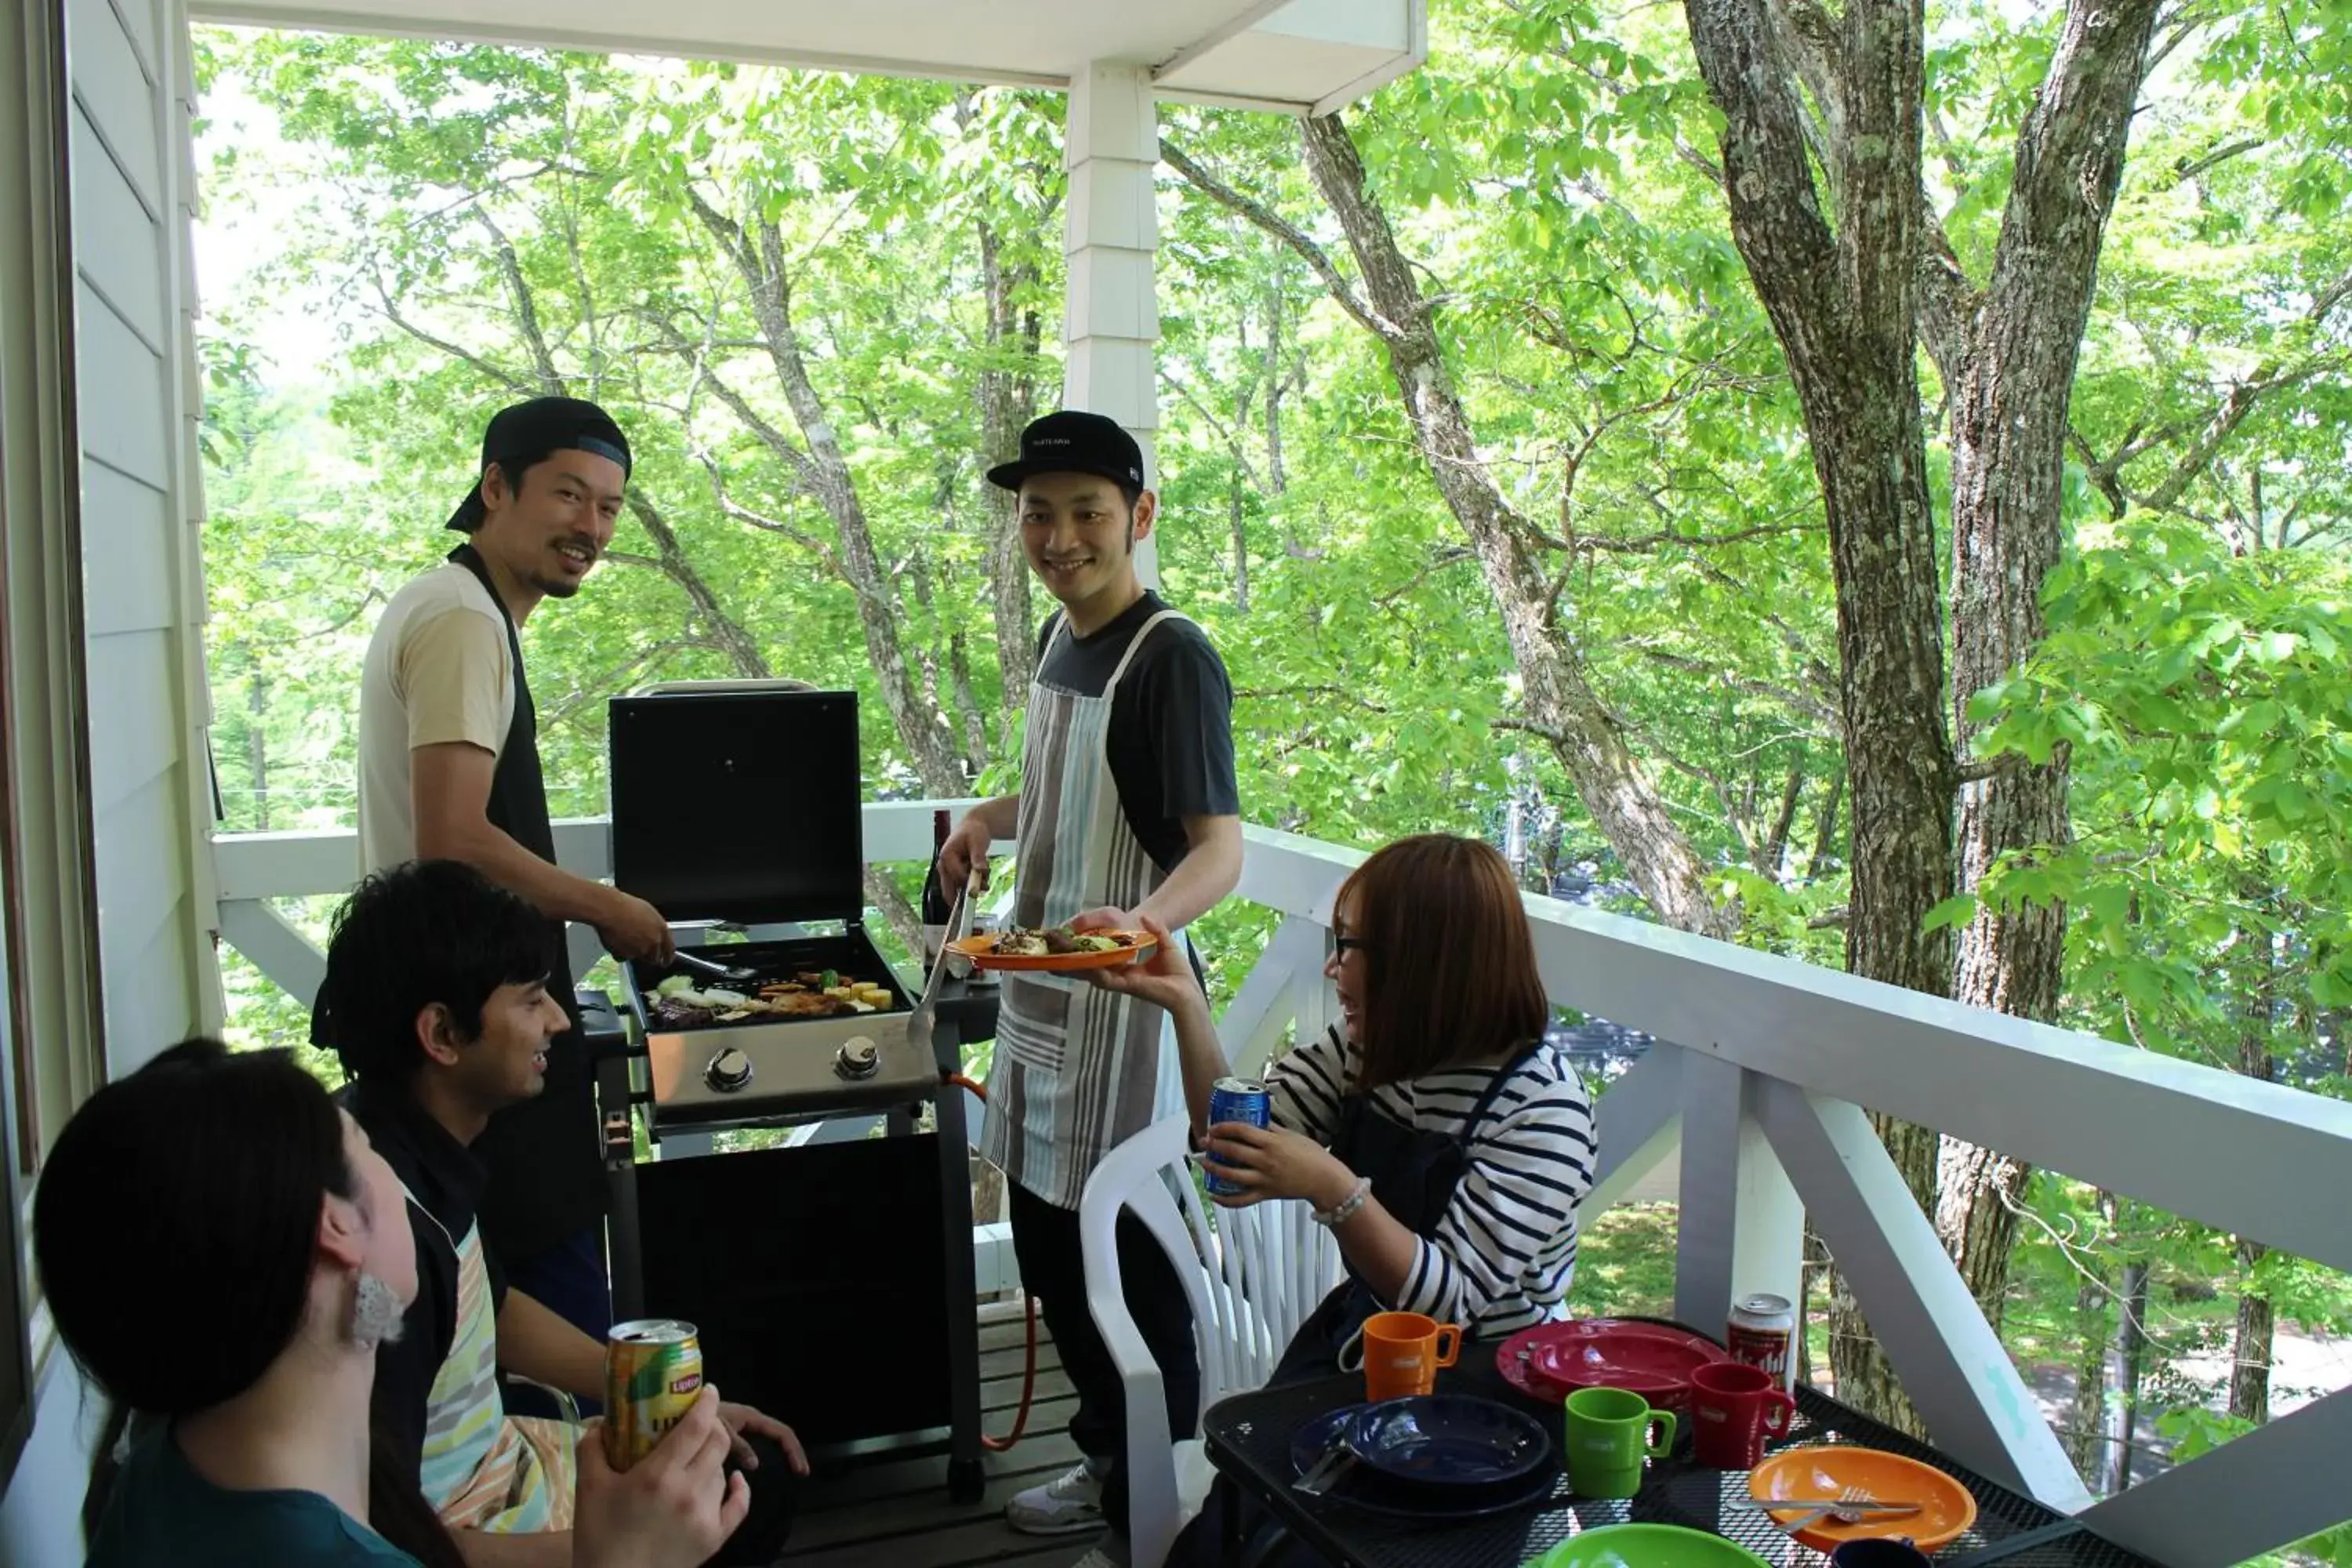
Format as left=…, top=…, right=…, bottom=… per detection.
left=949, top=931, right=1159, bottom=972
left=1748, top=1446, right=1978, bottom=1552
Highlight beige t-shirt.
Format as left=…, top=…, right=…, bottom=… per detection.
left=358, top=564, right=515, bottom=873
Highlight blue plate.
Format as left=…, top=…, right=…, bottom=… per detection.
left=1347, top=1395, right=1552, bottom=1489
left=1290, top=1406, right=1557, bottom=1521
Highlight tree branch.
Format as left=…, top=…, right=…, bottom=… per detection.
left=1633, top=647, right=1841, bottom=734
left=2172, top=135, right=2270, bottom=186
left=368, top=272, right=532, bottom=394
left=1160, top=139, right=1406, bottom=345
left=619, top=492, right=771, bottom=680
left=1236, top=684, right=1392, bottom=715
left=478, top=209, right=565, bottom=395
left=651, top=312, right=819, bottom=492
left=1577, top=521, right=1821, bottom=554
left=1492, top=717, right=1567, bottom=747
left=1374, top=546, right=1475, bottom=605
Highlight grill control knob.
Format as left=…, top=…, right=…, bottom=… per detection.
left=705, top=1047, right=754, bottom=1094
left=836, top=1036, right=880, bottom=1081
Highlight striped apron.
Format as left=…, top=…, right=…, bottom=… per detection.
left=412, top=1196, right=575, bottom=1535
left=982, top=608, right=1189, bottom=1210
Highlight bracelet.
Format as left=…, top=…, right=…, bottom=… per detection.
left=1312, top=1176, right=1373, bottom=1228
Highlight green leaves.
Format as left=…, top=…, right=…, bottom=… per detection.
left=1922, top=895, right=1979, bottom=935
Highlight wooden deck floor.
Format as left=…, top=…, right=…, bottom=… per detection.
left=783, top=1301, right=1102, bottom=1567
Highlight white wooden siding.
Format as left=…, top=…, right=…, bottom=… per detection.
left=65, top=0, right=218, bottom=1076
left=75, top=463, right=175, bottom=635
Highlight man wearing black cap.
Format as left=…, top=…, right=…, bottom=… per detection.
left=357, top=396, right=674, bottom=1349
left=936, top=411, right=1242, bottom=1563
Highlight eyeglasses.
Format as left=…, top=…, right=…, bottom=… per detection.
left=1333, top=935, right=1370, bottom=957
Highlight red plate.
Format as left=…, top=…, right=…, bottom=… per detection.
left=1496, top=1319, right=1733, bottom=1414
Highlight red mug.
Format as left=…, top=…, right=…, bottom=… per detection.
left=1689, top=1360, right=1795, bottom=1469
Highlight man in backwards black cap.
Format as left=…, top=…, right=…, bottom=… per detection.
left=356, top=396, right=673, bottom=1350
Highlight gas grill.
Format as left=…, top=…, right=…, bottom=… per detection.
left=590, top=682, right=994, bottom=1501
left=607, top=686, right=938, bottom=1125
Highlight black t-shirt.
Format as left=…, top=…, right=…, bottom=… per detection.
left=1033, top=591, right=1240, bottom=873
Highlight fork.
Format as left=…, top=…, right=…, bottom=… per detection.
left=1751, top=1486, right=1917, bottom=1530
left=1826, top=1487, right=1919, bottom=1524
left=1293, top=1432, right=1361, bottom=1496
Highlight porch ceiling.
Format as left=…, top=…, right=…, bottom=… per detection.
left=191, top=0, right=1426, bottom=114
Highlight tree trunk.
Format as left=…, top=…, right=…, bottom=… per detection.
left=2109, top=1258, right=2149, bottom=1493
left=1166, top=132, right=1725, bottom=936
left=245, top=653, right=271, bottom=833
left=1287, top=117, right=1730, bottom=939
left=1686, top=0, right=1955, bottom=1433
left=2230, top=1237, right=2274, bottom=1425
left=1263, top=265, right=1289, bottom=498
left=689, top=195, right=968, bottom=794
left=2228, top=900, right=2278, bottom=1424
left=623, top=495, right=773, bottom=683
left=1942, top=0, right=2163, bottom=1328
left=1795, top=1221, right=1827, bottom=1391
left=1759, top=745, right=1807, bottom=879
left=1227, top=465, right=1251, bottom=614
left=977, top=217, right=1040, bottom=714
left=2064, top=1192, right=2117, bottom=1475
left=1806, top=762, right=1846, bottom=877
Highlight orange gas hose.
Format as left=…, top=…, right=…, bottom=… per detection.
left=946, top=1071, right=1038, bottom=1452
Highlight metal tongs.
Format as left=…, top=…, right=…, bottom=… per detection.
left=670, top=948, right=758, bottom=985
left=909, top=869, right=984, bottom=1067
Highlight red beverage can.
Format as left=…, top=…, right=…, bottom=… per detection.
left=1726, top=1292, right=1796, bottom=1392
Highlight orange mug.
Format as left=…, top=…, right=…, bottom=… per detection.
left=1348, top=1311, right=1461, bottom=1399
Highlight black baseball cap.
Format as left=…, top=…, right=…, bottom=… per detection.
left=985, top=410, right=1147, bottom=493
left=445, top=396, right=633, bottom=532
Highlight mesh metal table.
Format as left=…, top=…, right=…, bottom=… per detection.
left=1200, top=1345, right=2163, bottom=1568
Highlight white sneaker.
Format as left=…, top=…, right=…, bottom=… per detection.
left=1071, top=1546, right=1131, bottom=1568
left=1005, top=1458, right=1108, bottom=1536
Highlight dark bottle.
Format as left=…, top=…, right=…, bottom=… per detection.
left=920, top=809, right=953, bottom=962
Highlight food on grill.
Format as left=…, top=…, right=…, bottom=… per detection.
left=647, top=966, right=894, bottom=1029
left=992, top=926, right=1142, bottom=957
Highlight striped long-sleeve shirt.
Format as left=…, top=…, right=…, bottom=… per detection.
left=1266, top=1026, right=1596, bottom=1336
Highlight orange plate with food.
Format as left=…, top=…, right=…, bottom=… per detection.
left=1748, top=1446, right=1978, bottom=1552
left=949, top=927, right=1158, bottom=972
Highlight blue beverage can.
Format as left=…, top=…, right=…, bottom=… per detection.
left=1205, top=1076, right=1271, bottom=1196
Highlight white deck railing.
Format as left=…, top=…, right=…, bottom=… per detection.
left=208, top=805, right=2352, bottom=1566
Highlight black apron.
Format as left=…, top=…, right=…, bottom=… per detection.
left=1173, top=1042, right=1541, bottom=1568
left=1268, top=1038, right=1539, bottom=1385
left=448, top=544, right=606, bottom=1265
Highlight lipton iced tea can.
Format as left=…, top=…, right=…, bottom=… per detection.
left=604, top=1319, right=704, bottom=1472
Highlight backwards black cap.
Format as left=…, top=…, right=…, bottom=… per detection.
left=445, top=396, right=633, bottom=532
left=985, top=409, right=1146, bottom=493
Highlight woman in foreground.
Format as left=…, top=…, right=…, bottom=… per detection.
left=1097, top=833, right=1596, bottom=1562
left=34, top=1038, right=749, bottom=1567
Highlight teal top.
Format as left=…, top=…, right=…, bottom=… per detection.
left=87, top=1427, right=421, bottom=1566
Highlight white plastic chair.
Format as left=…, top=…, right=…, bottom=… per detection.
left=1078, top=1112, right=1345, bottom=1568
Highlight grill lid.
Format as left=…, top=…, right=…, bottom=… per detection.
left=608, top=686, right=866, bottom=925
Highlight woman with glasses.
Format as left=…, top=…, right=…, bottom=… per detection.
left=1100, top=831, right=1595, bottom=1375
left=1098, top=833, right=1596, bottom=1564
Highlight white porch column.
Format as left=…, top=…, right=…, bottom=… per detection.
left=1674, top=1052, right=1806, bottom=1352
left=1062, top=61, right=1163, bottom=589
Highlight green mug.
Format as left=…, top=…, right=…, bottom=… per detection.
left=1563, top=1386, right=1677, bottom=1499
